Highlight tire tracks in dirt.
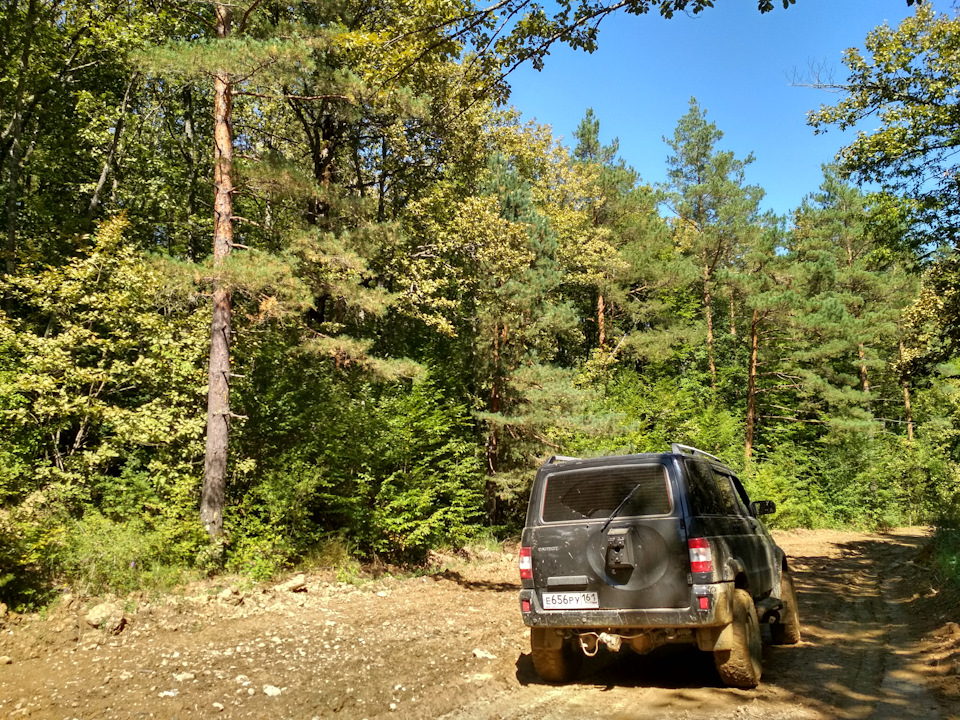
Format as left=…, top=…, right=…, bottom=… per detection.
left=0, top=529, right=956, bottom=719
left=447, top=528, right=953, bottom=720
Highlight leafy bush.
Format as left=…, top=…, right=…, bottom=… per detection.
left=53, top=511, right=204, bottom=596
left=568, top=371, right=743, bottom=467
left=926, top=526, right=960, bottom=587
left=0, top=218, right=207, bottom=603
left=743, top=446, right=832, bottom=529
left=358, top=380, right=485, bottom=560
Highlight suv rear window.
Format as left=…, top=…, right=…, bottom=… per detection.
left=540, top=464, right=671, bottom=523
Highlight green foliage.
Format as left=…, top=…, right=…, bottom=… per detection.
left=809, top=4, right=960, bottom=248
left=568, top=371, right=741, bottom=461
left=54, top=511, right=204, bottom=596
left=742, top=446, right=831, bottom=529
left=359, top=380, right=485, bottom=559
left=232, top=345, right=486, bottom=565
left=0, top=218, right=207, bottom=605
left=1, top=4, right=956, bottom=608
left=0, top=503, right=60, bottom=609
left=927, top=526, right=960, bottom=589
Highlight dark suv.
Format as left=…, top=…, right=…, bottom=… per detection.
left=518, top=444, right=800, bottom=688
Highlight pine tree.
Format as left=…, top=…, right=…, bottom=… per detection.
left=791, top=167, right=916, bottom=432
left=137, top=0, right=502, bottom=540
left=663, top=98, right=764, bottom=389
left=569, top=108, right=640, bottom=347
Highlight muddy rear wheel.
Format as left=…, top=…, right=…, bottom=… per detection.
left=771, top=570, right=802, bottom=645
left=714, top=588, right=762, bottom=688
left=530, top=628, right=583, bottom=683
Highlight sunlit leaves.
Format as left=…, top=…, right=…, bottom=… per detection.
left=809, top=4, right=960, bottom=245
left=0, top=217, right=207, bottom=494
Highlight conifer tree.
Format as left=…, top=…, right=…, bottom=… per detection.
left=569, top=108, right=638, bottom=347
left=663, top=98, right=764, bottom=389
left=726, top=216, right=796, bottom=459
left=790, top=168, right=916, bottom=433
left=470, top=153, right=583, bottom=519
left=139, top=0, right=500, bottom=540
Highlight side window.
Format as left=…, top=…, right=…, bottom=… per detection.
left=685, top=460, right=739, bottom=516
left=729, top=475, right=753, bottom=513
left=716, top=473, right=750, bottom=517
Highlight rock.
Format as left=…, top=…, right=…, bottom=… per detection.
left=263, top=685, right=282, bottom=697
left=218, top=587, right=243, bottom=606
left=158, top=689, right=179, bottom=698
left=0, top=656, right=12, bottom=665
left=85, top=603, right=125, bottom=634
left=472, top=648, right=497, bottom=660
left=0, top=602, right=7, bottom=619
left=277, top=574, right=307, bottom=593
left=173, top=672, right=195, bottom=682
left=213, top=702, right=225, bottom=711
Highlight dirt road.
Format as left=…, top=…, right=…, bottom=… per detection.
left=1, top=528, right=959, bottom=719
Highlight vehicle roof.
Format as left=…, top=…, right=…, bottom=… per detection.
left=537, top=451, right=734, bottom=475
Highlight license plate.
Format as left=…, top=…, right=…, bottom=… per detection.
left=541, top=591, right=599, bottom=610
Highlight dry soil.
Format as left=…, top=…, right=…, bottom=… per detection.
left=2, top=528, right=960, bottom=719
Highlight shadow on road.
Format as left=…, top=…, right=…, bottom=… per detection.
left=431, top=568, right=520, bottom=593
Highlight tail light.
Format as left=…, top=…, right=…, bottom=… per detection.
left=688, top=537, right=714, bottom=574
left=519, top=546, right=533, bottom=579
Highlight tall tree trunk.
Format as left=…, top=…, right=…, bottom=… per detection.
left=597, top=292, right=606, bottom=347
left=3, top=0, right=38, bottom=281
left=857, top=342, right=870, bottom=394
left=745, top=309, right=759, bottom=460
left=377, top=136, right=387, bottom=223
left=183, top=85, right=199, bottom=259
left=87, top=72, right=138, bottom=223
left=903, top=380, right=914, bottom=443
left=485, top=322, right=502, bottom=521
left=728, top=286, right=737, bottom=336
left=200, top=4, right=234, bottom=540
left=900, top=340, right=914, bottom=443
left=702, top=255, right=716, bottom=390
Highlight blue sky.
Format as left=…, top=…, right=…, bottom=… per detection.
left=505, top=0, right=927, bottom=217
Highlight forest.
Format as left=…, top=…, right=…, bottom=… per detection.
left=1, top=0, right=957, bottom=608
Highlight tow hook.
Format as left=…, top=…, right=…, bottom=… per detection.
left=598, top=632, right=623, bottom=652
left=579, top=632, right=623, bottom=657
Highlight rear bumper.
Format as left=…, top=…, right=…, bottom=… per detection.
left=520, top=581, right=735, bottom=629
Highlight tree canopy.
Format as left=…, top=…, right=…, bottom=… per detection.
left=0, top=0, right=948, bottom=608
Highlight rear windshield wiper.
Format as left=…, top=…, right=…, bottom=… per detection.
left=601, top=483, right=642, bottom=534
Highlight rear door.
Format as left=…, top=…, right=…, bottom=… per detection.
left=528, top=461, right=690, bottom=611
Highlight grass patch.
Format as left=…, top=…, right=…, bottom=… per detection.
left=55, top=512, right=203, bottom=597
left=927, top=526, right=960, bottom=586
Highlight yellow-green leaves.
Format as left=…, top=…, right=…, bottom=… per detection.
left=1, top=216, right=207, bottom=491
